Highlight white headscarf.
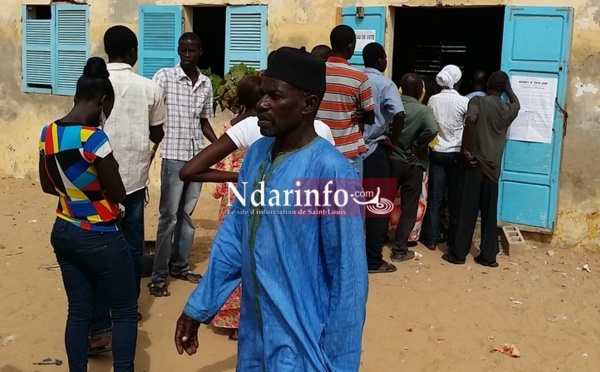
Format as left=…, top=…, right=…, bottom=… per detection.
left=436, top=64, right=462, bottom=89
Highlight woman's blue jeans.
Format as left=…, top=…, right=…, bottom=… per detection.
left=51, top=218, right=138, bottom=372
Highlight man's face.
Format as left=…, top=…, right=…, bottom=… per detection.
left=256, top=77, right=306, bottom=137
left=178, top=40, right=202, bottom=69
left=380, top=52, right=388, bottom=72
left=127, top=46, right=138, bottom=68
left=348, top=39, right=357, bottom=57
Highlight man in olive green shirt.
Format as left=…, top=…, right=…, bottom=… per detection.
left=389, top=73, right=438, bottom=262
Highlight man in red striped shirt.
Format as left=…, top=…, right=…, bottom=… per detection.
left=317, top=25, right=375, bottom=177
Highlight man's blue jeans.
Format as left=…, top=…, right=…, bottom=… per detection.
left=348, top=155, right=364, bottom=178
left=89, top=188, right=145, bottom=337
left=423, top=151, right=461, bottom=247
left=51, top=218, right=138, bottom=372
left=152, top=159, right=202, bottom=282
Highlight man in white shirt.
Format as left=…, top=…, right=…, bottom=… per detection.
left=226, top=117, right=334, bottom=149
left=149, top=33, right=217, bottom=297
left=423, top=65, right=469, bottom=252
left=89, top=25, right=166, bottom=351
left=178, top=116, right=335, bottom=184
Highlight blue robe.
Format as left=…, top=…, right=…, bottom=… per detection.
left=183, top=136, right=368, bottom=371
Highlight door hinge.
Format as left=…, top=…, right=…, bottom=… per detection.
left=555, top=97, right=568, bottom=137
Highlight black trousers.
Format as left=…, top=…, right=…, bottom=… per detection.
left=364, top=144, right=391, bottom=270
left=449, top=165, right=500, bottom=264
left=390, top=161, right=424, bottom=256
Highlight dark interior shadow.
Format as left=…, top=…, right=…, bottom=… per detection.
left=196, top=354, right=237, bottom=372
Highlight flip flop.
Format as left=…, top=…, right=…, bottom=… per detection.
left=147, top=281, right=171, bottom=297
left=368, top=261, right=398, bottom=274
left=170, top=269, right=202, bottom=283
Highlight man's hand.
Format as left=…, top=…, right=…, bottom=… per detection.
left=175, top=313, right=201, bottom=356
left=352, top=108, right=365, bottom=125
left=462, top=151, right=478, bottom=167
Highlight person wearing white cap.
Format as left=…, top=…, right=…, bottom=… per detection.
left=422, top=64, right=469, bottom=252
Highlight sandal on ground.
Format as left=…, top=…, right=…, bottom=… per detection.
left=170, top=269, right=202, bottom=284
left=88, top=336, right=111, bottom=356
left=228, top=329, right=239, bottom=341
left=368, top=261, right=398, bottom=274
left=147, top=281, right=171, bottom=297
left=474, top=256, right=499, bottom=268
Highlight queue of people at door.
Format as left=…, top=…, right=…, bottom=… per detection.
left=37, top=21, right=519, bottom=372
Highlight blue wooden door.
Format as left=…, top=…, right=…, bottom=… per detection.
left=341, top=7, right=386, bottom=68
left=225, top=5, right=268, bottom=72
left=499, top=6, right=573, bottom=231
left=139, top=5, right=182, bottom=79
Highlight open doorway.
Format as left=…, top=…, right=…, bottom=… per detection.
left=193, top=7, right=226, bottom=77
left=391, top=6, right=505, bottom=102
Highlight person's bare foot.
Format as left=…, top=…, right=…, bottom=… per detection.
left=89, top=336, right=110, bottom=349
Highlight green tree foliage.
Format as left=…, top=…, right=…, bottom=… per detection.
left=201, top=64, right=257, bottom=114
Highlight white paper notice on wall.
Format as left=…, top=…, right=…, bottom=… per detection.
left=507, top=76, right=558, bottom=144
left=355, top=30, right=376, bottom=52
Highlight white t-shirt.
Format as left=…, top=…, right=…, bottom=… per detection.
left=225, top=116, right=335, bottom=150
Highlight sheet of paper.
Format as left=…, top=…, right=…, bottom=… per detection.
left=507, top=76, right=558, bottom=144
left=355, top=30, right=376, bottom=52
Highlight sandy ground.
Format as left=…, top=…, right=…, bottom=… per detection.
left=1, top=176, right=600, bottom=372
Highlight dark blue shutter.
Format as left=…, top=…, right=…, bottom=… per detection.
left=139, top=6, right=182, bottom=79
left=22, top=5, right=54, bottom=93
left=225, top=5, right=267, bottom=72
left=54, top=4, right=89, bottom=96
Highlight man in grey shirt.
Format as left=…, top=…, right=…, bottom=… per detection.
left=444, top=71, right=520, bottom=268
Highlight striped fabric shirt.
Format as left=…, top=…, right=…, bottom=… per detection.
left=317, top=57, right=375, bottom=159
left=39, top=122, right=120, bottom=232
left=153, top=64, right=213, bottom=161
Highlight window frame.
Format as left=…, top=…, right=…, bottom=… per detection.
left=22, top=3, right=89, bottom=96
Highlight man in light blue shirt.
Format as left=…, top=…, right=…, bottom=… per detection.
left=465, top=70, right=488, bottom=99
left=362, top=42, right=405, bottom=273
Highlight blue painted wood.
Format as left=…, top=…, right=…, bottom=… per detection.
left=53, top=4, right=89, bottom=96
left=22, top=5, right=54, bottom=94
left=341, top=7, right=386, bottom=68
left=139, top=5, right=182, bottom=79
left=225, top=5, right=267, bottom=72
left=499, top=6, right=573, bottom=231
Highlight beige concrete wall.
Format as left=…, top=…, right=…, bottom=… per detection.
left=3, top=0, right=600, bottom=249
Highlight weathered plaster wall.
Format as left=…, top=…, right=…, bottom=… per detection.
left=2, top=0, right=599, bottom=249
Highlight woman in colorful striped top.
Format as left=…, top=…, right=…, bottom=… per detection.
left=38, top=57, right=138, bottom=372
